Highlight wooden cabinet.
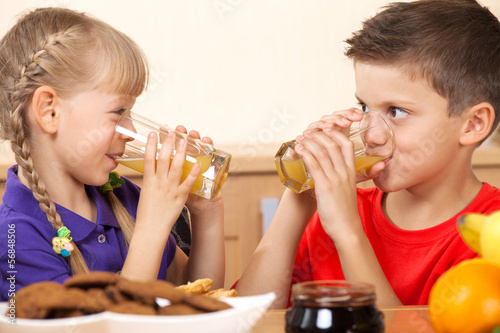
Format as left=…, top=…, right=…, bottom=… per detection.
left=1, top=147, right=500, bottom=288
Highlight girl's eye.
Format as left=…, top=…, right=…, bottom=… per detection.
left=358, top=103, right=370, bottom=113
left=390, top=107, right=409, bottom=120
left=113, top=108, right=127, bottom=115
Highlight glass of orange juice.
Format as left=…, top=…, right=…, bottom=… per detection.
left=275, top=111, right=394, bottom=193
left=114, top=112, right=231, bottom=199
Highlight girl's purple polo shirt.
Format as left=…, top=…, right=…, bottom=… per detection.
left=0, top=165, right=177, bottom=301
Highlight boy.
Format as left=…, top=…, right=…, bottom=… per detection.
left=235, top=0, right=500, bottom=308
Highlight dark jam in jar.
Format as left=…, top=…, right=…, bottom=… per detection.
left=286, top=281, right=384, bottom=333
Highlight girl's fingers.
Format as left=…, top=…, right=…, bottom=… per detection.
left=143, top=132, right=159, bottom=176
left=179, top=162, right=200, bottom=194
left=164, top=137, right=186, bottom=183
left=156, top=132, right=176, bottom=176
left=201, top=136, right=213, bottom=145
left=188, top=130, right=201, bottom=140
left=175, top=125, right=188, bottom=134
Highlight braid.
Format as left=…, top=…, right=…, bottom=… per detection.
left=10, top=96, right=89, bottom=275
left=107, top=192, right=135, bottom=247
left=20, top=26, right=81, bottom=83
left=6, top=25, right=91, bottom=276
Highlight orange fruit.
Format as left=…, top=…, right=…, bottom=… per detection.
left=428, top=258, right=500, bottom=333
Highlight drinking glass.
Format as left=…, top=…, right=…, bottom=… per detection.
left=114, top=112, right=231, bottom=199
left=274, top=111, right=395, bottom=193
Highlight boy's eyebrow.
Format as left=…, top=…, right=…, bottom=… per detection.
left=354, top=94, right=417, bottom=106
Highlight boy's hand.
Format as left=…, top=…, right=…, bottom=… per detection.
left=295, top=128, right=362, bottom=240
left=305, top=108, right=364, bottom=135
left=304, top=108, right=385, bottom=183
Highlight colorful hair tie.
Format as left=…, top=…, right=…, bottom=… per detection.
left=99, top=171, right=125, bottom=193
left=52, top=226, right=74, bottom=258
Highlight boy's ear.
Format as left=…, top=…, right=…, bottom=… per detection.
left=31, top=86, right=61, bottom=134
left=459, top=102, right=495, bottom=146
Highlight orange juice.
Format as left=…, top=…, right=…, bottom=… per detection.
left=116, top=154, right=226, bottom=198
left=275, top=158, right=315, bottom=193
left=354, top=155, right=387, bottom=173
left=275, top=145, right=386, bottom=193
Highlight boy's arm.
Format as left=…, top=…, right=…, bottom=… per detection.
left=297, top=128, right=402, bottom=306
left=236, top=189, right=317, bottom=309
left=335, top=229, right=402, bottom=306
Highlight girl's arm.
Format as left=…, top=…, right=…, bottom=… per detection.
left=165, top=127, right=226, bottom=287
left=166, top=195, right=225, bottom=287
left=121, top=132, right=198, bottom=282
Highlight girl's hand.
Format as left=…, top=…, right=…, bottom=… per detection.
left=135, top=131, right=200, bottom=233
left=174, top=126, right=224, bottom=217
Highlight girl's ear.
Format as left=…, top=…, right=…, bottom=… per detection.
left=31, top=86, right=61, bottom=134
left=459, top=102, right=495, bottom=146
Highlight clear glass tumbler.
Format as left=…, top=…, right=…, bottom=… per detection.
left=274, top=111, right=395, bottom=193
left=114, top=112, right=231, bottom=199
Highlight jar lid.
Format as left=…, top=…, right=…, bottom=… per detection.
left=291, top=280, right=376, bottom=306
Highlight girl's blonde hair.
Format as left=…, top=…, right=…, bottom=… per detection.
left=0, top=7, right=149, bottom=274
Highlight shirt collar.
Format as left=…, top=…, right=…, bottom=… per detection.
left=3, top=165, right=121, bottom=242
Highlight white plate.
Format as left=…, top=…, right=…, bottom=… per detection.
left=0, top=292, right=276, bottom=333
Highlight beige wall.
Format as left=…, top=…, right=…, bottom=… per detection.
left=1, top=0, right=498, bottom=159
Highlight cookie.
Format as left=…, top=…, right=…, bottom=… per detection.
left=182, top=293, right=232, bottom=312
left=64, top=271, right=120, bottom=289
left=13, top=281, right=66, bottom=319
left=176, top=278, right=214, bottom=294
left=158, top=303, right=205, bottom=316
left=42, top=287, right=106, bottom=314
left=107, top=301, right=156, bottom=316
left=104, top=285, right=131, bottom=304
left=116, top=279, right=185, bottom=305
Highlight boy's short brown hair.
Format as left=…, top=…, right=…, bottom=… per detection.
left=345, top=0, right=500, bottom=142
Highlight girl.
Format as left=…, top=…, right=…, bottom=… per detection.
left=0, top=7, right=225, bottom=301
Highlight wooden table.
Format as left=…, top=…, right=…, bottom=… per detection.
left=250, top=306, right=435, bottom=333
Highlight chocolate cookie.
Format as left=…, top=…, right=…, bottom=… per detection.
left=116, top=279, right=185, bottom=305
left=42, top=287, right=106, bottom=314
left=64, top=271, right=120, bottom=289
left=13, top=281, right=66, bottom=319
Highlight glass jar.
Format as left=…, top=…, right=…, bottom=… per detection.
left=286, top=281, right=384, bottom=333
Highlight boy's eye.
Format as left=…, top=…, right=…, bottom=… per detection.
left=390, top=107, right=409, bottom=120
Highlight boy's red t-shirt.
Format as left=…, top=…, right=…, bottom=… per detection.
left=292, top=183, right=500, bottom=305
